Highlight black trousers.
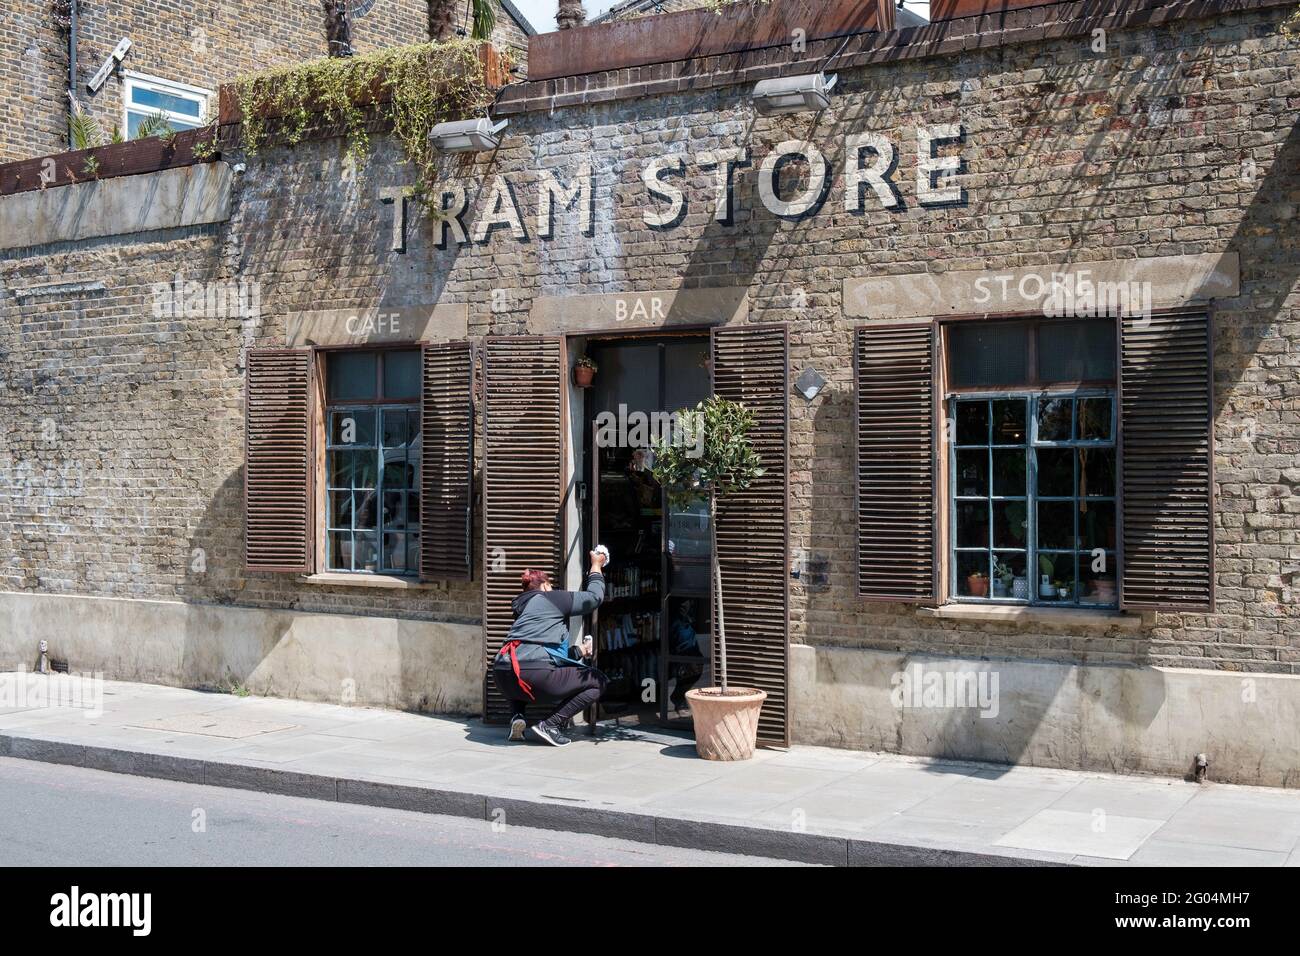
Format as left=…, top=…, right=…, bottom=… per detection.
left=493, top=660, right=607, bottom=726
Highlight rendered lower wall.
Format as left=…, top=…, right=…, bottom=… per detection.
left=0, top=591, right=482, bottom=715
left=790, top=643, right=1300, bottom=788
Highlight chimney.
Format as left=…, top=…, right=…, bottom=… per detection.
left=556, top=0, right=587, bottom=30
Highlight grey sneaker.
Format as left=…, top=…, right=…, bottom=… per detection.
left=529, top=721, right=572, bottom=747
left=509, top=717, right=526, bottom=741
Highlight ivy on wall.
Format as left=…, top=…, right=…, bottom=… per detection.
left=234, top=38, right=499, bottom=181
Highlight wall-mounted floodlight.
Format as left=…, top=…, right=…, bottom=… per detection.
left=752, top=72, right=837, bottom=116
left=428, top=118, right=509, bottom=153
left=87, top=38, right=132, bottom=94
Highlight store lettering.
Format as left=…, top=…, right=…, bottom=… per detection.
left=380, top=125, right=966, bottom=248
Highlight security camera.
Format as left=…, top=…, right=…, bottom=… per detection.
left=427, top=117, right=509, bottom=153
left=752, top=72, right=838, bottom=116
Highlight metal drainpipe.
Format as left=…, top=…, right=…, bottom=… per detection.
left=67, top=0, right=79, bottom=149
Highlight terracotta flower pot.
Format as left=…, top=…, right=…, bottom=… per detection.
left=574, top=365, right=595, bottom=387
left=686, top=687, right=767, bottom=761
left=967, top=574, right=989, bottom=597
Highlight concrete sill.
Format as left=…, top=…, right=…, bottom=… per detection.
left=917, top=603, right=1145, bottom=631
left=300, top=572, right=439, bottom=590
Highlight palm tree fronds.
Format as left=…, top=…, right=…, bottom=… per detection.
left=470, top=0, right=495, bottom=40
left=133, top=111, right=176, bottom=141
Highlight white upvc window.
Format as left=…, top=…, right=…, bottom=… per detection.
left=122, top=72, right=210, bottom=137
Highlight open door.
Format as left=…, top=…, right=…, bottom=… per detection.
left=481, top=335, right=566, bottom=723
left=710, top=324, right=789, bottom=747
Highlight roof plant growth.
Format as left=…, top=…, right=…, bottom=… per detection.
left=651, top=397, right=765, bottom=696
left=233, top=38, right=500, bottom=181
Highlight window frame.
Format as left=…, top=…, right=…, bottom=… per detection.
left=940, top=312, right=1121, bottom=611
left=321, top=347, right=423, bottom=577
left=943, top=315, right=1117, bottom=393
left=947, top=388, right=1118, bottom=608
left=121, top=71, right=211, bottom=137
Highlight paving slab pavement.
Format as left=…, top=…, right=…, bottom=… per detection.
left=2, top=674, right=1298, bottom=866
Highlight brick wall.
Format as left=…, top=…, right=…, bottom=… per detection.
left=1, top=3, right=1297, bottom=673
left=0, top=0, right=530, bottom=164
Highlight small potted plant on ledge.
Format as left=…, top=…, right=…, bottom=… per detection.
left=967, top=570, right=989, bottom=597
left=992, top=560, right=1014, bottom=598
left=652, top=396, right=766, bottom=761
left=573, top=355, right=598, bottom=387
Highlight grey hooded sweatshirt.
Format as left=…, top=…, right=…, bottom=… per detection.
left=499, top=572, right=605, bottom=667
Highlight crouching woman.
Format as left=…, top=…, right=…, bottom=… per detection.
left=492, top=550, right=608, bottom=747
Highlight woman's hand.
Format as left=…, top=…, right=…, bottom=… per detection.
left=589, top=549, right=608, bottom=572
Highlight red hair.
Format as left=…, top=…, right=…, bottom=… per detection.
left=521, top=569, right=551, bottom=592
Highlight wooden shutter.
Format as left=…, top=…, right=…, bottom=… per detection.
left=420, top=341, right=475, bottom=581
left=481, top=336, right=565, bottom=722
left=244, top=348, right=314, bottom=573
left=711, top=324, right=789, bottom=747
left=853, top=324, right=938, bottom=601
left=1119, top=310, right=1215, bottom=611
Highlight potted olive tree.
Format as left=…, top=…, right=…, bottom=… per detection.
left=653, top=397, right=767, bottom=761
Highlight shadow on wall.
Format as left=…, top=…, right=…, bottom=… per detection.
left=175, top=462, right=482, bottom=714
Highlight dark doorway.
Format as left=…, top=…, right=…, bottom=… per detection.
left=578, top=333, right=712, bottom=733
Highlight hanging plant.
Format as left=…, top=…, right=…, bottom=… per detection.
left=233, top=38, right=499, bottom=182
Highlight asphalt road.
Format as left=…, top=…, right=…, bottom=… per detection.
left=0, top=756, right=805, bottom=867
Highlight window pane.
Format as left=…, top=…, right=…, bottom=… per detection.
left=1037, top=552, right=1077, bottom=600
left=1079, top=448, right=1116, bottom=497
left=992, top=552, right=1029, bottom=599
left=991, top=399, right=1027, bottom=445
left=955, top=450, right=988, bottom=497
left=1079, top=554, right=1118, bottom=605
left=383, top=533, right=410, bottom=573
left=1079, top=501, right=1117, bottom=551
left=992, top=449, right=1026, bottom=496
left=383, top=458, right=415, bottom=490
left=328, top=491, right=353, bottom=529
left=1037, top=501, right=1075, bottom=550
left=129, top=84, right=203, bottom=118
left=328, top=352, right=378, bottom=401
left=1078, top=397, right=1112, bottom=440
left=383, top=491, right=404, bottom=529
left=383, top=350, right=421, bottom=399
left=956, top=501, right=989, bottom=548
left=330, top=409, right=375, bottom=446
left=956, top=551, right=991, bottom=597
left=993, top=500, right=1029, bottom=549
left=1038, top=320, right=1115, bottom=383
left=407, top=533, right=420, bottom=572
left=1037, top=447, right=1074, bottom=497
left=354, top=531, right=379, bottom=571
left=948, top=323, right=1029, bottom=388
left=327, top=531, right=353, bottom=571
left=354, top=490, right=379, bottom=529
left=1037, top=397, right=1072, bottom=441
left=330, top=449, right=377, bottom=489
left=380, top=407, right=412, bottom=448
left=955, top=401, right=989, bottom=445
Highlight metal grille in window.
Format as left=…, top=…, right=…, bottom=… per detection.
left=950, top=392, right=1117, bottom=607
